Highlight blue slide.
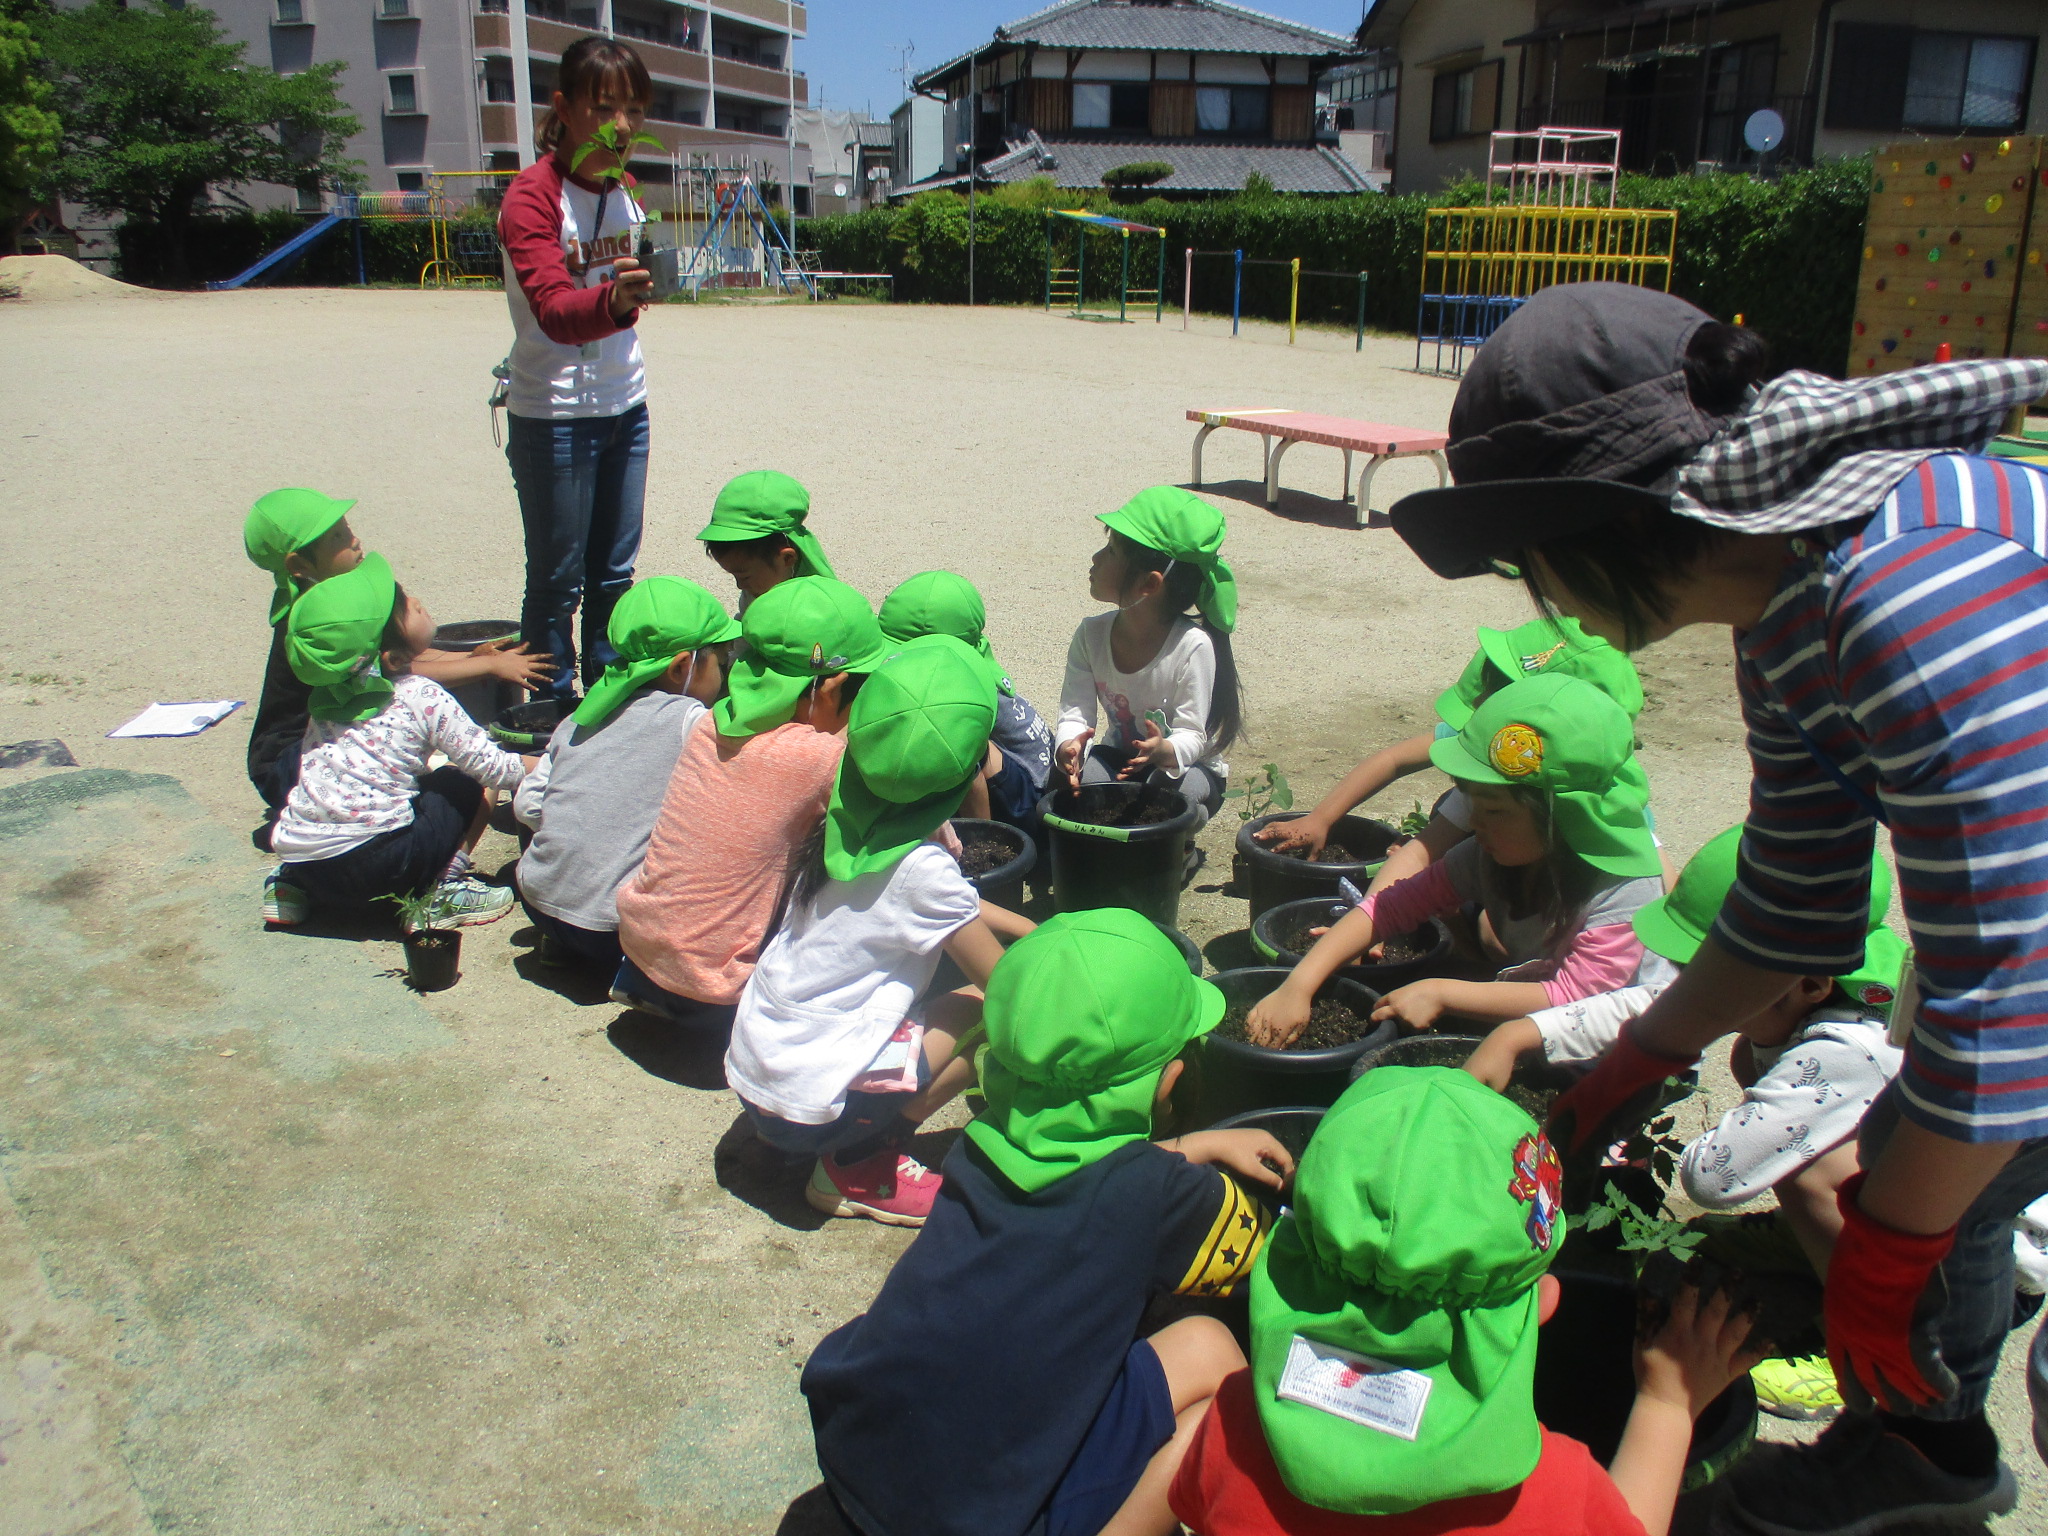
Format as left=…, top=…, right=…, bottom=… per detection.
left=205, top=211, right=346, bottom=291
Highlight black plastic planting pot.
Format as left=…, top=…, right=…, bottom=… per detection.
left=1196, top=967, right=1391, bottom=1125
left=1206, top=1104, right=1326, bottom=1163
left=1535, top=1273, right=1758, bottom=1491
left=488, top=698, right=570, bottom=751
left=1252, top=899, right=1455, bottom=993
left=1039, top=781, right=1198, bottom=926
left=948, top=818, right=1037, bottom=912
left=403, top=928, right=461, bottom=991
left=433, top=619, right=523, bottom=728
left=1234, top=812, right=1400, bottom=923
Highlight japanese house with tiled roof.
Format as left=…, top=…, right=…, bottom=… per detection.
left=896, top=0, right=1384, bottom=198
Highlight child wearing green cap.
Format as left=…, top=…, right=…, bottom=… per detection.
left=1466, top=827, right=1907, bottom=1422
left=697, top=470, right=835, bottom=604
left=1055, top=487, right=1243, bottom=832
left=266, top=556, right=538, bottom=927
left=1169, top=1067, right=1765, bottom=1536
left=242, top=488, right=553, bottom=817
left=802, top=907, right=1296, bottom=1536
left=612, top=577, right=885, bottom=1027
left=878, top=570, right=1055, bottom=827
left=1250, top=674, right=1667, bottom=1046
left=511, top=576, right=739, bottom=969
left=1257, top=617, right=1644, bottom=898
left=727, top=635, right=1035, bottom=1226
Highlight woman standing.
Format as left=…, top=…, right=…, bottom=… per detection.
left=498, top=37, right=657, bottom=705
left=1390, top=282, right=2048, bottom=1536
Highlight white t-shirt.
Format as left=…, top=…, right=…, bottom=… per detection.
left=726, top=841, right=981, bottom=1124
left=272, top=675, right=529, bottom=862
left=501, top=175, right=647, bottom=419
left=1054, top=612, right=1222, bottom=778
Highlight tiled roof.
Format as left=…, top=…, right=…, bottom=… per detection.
left=916, top=1, right=1357, bottom=86
left=897, top=135, right=1384, bottom=197
left=857, top=122, right=894, bottom=148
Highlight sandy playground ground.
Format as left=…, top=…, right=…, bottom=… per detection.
left=0, top=272, right=2040, bottom=1534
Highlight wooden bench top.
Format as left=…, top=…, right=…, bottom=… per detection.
left=1186, top=408, right=1448, bottom=455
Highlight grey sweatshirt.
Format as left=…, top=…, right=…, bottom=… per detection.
left=514, top=689, right=705, bottom=932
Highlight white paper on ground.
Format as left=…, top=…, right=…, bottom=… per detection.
left=107, top=701, right=244, bottom=739
left=1276, top=1335, right=1433, bottom=1440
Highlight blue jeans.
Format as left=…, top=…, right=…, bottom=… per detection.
left=505, top=403, right=649, bottom=702
left=1859, top=1085, right=2048, bottom=1422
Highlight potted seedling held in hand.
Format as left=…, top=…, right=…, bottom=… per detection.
left=386, top=887, right=464, bottom=992
left=570, top=121, right=667, bottom=308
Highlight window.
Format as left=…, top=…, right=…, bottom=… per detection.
left=394, top=170, right=425, bottom=192
left=1073, top=82, right=1111, bottom=129
left=1109, top=82, right=1149, bottom=132
left=1430, top=59, right=1501, bottom=141
left=274, top=0, right=308, bottom=23
left=484, top=75, right=516, bottom=104
left=1195, top=85, right=1268, bottom=135
left=385, top=72, right=421, bottom=114
left=1828, top=25, right=2035, bottom=132
left=1699, top=37, right=1779, bottom=164
left=377, top=0, right=413, bottom=18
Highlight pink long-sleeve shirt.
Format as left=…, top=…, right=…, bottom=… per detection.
left=1360, top=840, right=1661, bottom=1006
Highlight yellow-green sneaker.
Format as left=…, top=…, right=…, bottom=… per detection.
left=1753, top=1355, right=1842, bottom=1421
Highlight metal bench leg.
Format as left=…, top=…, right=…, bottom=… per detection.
left=1357, top=453, right=1387, bottom=524
left=1191, top=422, right=1217, bottom=487
left=1342, top=447, right=1354, bottom=503
left=1266, top=436, right=1295, bottom=506
left=1428, top=449, right=1449, bottom=488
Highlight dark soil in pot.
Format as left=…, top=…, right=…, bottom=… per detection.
left=403, top=928, right=461, bottom=991
left=489, top=698, right=570, bottom=750
left=1213, top=997, right=1377, bottom=1051
left=434, top=619, right=525, bottom=728
left=1234, top=812, right=1398, bottom=923
left=958, top=833, right=1017, bottom=879
left=1039, top=782, right=1198, bottom=926
left=1350, top=1034, right=1571, bottom=1123
left=433, top=619, right=521, bottom=648
left=1196, top=968, right=1391, bottom=1123
left=1251, top=900, right=1454, bottom=992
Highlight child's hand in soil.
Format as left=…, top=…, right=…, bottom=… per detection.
left=483, top=642, right=559, bottom=689
left=1117, top=720, right=1178, bottom=777
left=1255, top=814, right=1328, bottom=855
left=1168, top=1128, right=1295, bottom=1191
left=1635, top=1282, right=1768, bottom=1419
left=1056, top=729, right=1092, bottom=789
left=1463, top=1029, right=1521, bottom=1091
left=1246, top=985, right=1311, bottom=1048
left=1372, top=979, right=1451, bottom=1033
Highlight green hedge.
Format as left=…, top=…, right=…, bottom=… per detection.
left=116, top=207, right=501, bottom=288
left=803, top=160, right=1873, bottom=376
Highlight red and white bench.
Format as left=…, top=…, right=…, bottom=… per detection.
left=1187, top=408, right=1449, bottom=525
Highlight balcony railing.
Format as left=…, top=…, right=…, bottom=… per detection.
left=1516, top=93, right=1816, bottom=171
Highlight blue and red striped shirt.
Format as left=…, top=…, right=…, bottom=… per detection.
left=1716, top=453, right=2048, bottom=1141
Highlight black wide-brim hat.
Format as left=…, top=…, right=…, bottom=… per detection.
left=1390, top=283, right=1728, bottom=577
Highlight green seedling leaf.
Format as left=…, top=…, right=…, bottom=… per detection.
left=1583, top=1200, right=1617, bottom=1232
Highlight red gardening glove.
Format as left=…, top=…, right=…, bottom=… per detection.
left=1546, top=1022, right=1697, bottom=1156
left=1825, top=1171, right=1959, bottom=1413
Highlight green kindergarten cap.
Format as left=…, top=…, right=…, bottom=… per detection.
left=877, top=571, right=1013, bottom=695
left=1428, top=673, right=1659, bottom=878
left=698, top=470, right=835, bottom=579
left=286, top=551, right=397, bottom=722
left=966, top=908, right=1226, bottom=1194
left=1252, top=1067, right=1564, bottom=1514
left=714, top=575, right=888, bottom=739
left=244, top=487, right=356, bottom=624
left=1097, top=486, right=1237, bottom=632
left=1435, top=614, right=1644, bottom=731
left=571, top=577, right=740, bottom=729
left=826, top=634, right=997, bottom=880
left=1634, top=826, right=1906, bottom=1013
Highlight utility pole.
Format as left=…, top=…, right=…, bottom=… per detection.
left=959, top=139, right=977, bottom=306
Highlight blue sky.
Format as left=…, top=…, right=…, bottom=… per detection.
left=797, top=1, right=1367, bottom=118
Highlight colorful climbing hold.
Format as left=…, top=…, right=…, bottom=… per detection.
left=1875, top=277, right=1888, bottom=291
left=1925, top=161, right=1939, bottom=174
left=1939, top=314, right=1950, bottom=325
left=1904, top=327, right=1914, bottom=337
left=1855, top=320, right=1867, bottom=335
left=1940, top=175, right=1953, bottom=189
left=1988, top=194, right=2005, bottom=213
left=1904, top=193, right=1917, bottom=207
left=1895, top=242, right=1910, bottom=256
left=1908, top=297, right=1919, bottom=307
left=1978, top=315, right=1988, bottom=327
left=2033, top=250, right=2043, bottom=264
left=1925, top=278, right=1938, bottom=289
left=2001, top=140, right=2014, bottom=156
left=1864, top=245, right=1875, bottom=260
left=1986, top=260, right=1997, bottom=277
left=1891, top=160, right=1901, bottom=172
left=1882, top=339, right=1898, bottom=352
left=2018, top=176, right=2030, bottom=192
left=1929, top=248, right=1943, bottom=261
left=1963, top=152, right=1977, bottom=171
left=1950, top=229, right=1964, bottom=244
left=1962, top=281, right=1973, bottom=292
left=2038, top=320, right=2048, bottom=333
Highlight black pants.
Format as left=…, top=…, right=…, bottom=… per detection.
left=283, top=768, right=482, bottom=907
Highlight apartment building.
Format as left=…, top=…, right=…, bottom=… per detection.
left=207, top=0, right=810, bottom=203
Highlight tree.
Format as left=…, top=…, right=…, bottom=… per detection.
left=34, top=0, right=359, bottom=285
left=0, top=11, right=59, bottom=246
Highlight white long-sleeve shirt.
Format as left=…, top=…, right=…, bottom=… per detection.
left=1054, top=612, right=1220, bottom=778
left=272, top=675, right=529, bottom=862
left=1530, top=987, right=1901, bottom=1209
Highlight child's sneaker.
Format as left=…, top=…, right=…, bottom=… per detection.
left=807, top=1148, right=941, bottom=1227
left=1752, top=1355, right=1842, bottom=1421
left=425, top=874, right=515, bottom=928
left=262, top=866, right=308, bottom=927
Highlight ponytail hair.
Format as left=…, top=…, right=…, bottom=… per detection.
left=1111, top=530, right=1243, bottom=757
left=536, top=37, right=653, bottom=158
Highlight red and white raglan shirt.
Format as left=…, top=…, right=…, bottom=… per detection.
left=497, top=155, right=647, bottom=420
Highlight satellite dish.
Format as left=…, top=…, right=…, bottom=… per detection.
left=1743, top=108, right=1785, bottom=153
left=832, top=181, right=848, bottom=197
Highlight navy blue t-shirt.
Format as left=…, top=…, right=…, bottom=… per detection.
left=802, top=1136, right=1268, bottom=1536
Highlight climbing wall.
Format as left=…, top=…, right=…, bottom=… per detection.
left=2013, top=182, right=2048, bottom=362
left=1848, top=136, right=2041, bottom=377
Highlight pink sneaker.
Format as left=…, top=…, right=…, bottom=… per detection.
left=805, top=1148, right=941, bottom=1226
